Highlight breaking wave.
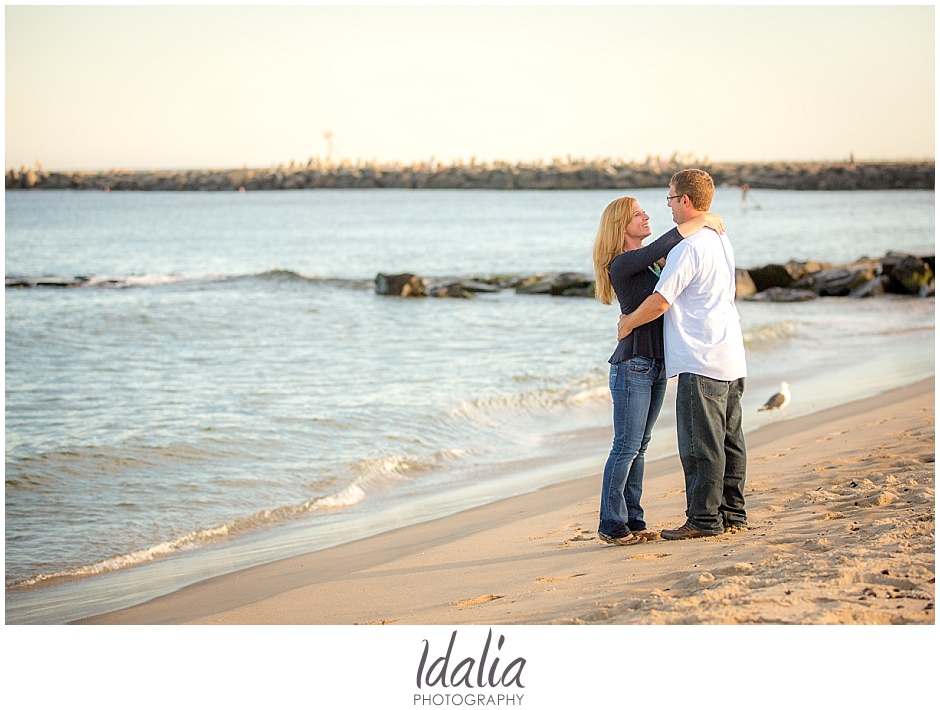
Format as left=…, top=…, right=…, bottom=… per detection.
left=449, top=373, right=608, bottom=434
left=6, top=447, right=471, bottom=589
left=742, top=321, right=803, bottom=350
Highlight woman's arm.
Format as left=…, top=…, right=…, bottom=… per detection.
left=609, top=227, right=682, bottom=278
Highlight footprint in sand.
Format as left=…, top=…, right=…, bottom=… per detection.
left=536, top=573, right=586, bottom=583
left=534, top=523, right=592, bottom=544
left=452, top=594, right=504, bottom=607
left=556, top=526, right=596, bottom=547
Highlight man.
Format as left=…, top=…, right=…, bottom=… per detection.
left=617, top=169, right=748, bottom=540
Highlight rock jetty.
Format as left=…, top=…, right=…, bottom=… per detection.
left=6, top=160, right=934, bottom=191
left=8, top=252, right=933, bottom=302
left=373, top=251, right=934, bottom=301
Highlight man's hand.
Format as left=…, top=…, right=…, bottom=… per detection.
left=618, top=313, right=632, bottom=341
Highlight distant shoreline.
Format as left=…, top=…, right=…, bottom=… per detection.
left=6, top=160, right=934, bottom=191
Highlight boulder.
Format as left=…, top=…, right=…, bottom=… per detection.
left=514, top=275, right=556, bottom=295
left=747, top=261, right=835, bottom=293
left=555, top=284, right=595, bottom=298
left=881, top=251, right=912, bottom=273
left=430, top=282, right=475, bottom=298
left=472, top=275, right=519, bottom=289
left=375, top=273, right=427, bottom=297
left=845, top=256, right=880, bottom=271
left=735, top=269, right=757, bottom=299
left=850, top=275, right=888, bottom=298
left=880, top=252, right=933, bottom=295
left=747, top=263, right=796, bottom=291
left=456, top=280, right=501, bottom=293
left=549, top=273, right=594, bottom=296
left=745, top=287, right=817, bottom=302
left=792, top=266, right=875, bottom=296
left=784, top=260, right=831, bottom=281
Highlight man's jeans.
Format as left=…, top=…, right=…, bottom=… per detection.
left=676, top=373, right=747, bottom=534
left=599, top=356, right=667, bottom=538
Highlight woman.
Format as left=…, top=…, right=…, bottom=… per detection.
left=592, top=196, right=723, bottom=545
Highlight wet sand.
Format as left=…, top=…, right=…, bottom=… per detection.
left=77, top=377, right=934, bottom=625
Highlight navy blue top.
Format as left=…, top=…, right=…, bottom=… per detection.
left=607, top=227, right=683, bottom=364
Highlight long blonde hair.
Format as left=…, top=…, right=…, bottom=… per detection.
left=592, top=196, right=636, bottom=305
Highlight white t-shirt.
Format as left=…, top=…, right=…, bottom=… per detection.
left=654, top=227, right=747, bottom=381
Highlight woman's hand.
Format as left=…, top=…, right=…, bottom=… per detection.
left=677, top=212, right=724, bottom=237
left=702, top=212, right=725, bottom=234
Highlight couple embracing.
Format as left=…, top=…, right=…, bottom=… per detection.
left=592, top=169, right=748, bottom=545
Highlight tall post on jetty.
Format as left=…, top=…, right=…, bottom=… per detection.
left=324, top=130, right=334, bottom=166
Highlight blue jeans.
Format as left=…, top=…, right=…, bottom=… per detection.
left=676, top=373, right=748, bottom=534
left=598, top=356, right=667, bottom=538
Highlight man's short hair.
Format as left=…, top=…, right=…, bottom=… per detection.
left=670, top=169, right=714, bottom=210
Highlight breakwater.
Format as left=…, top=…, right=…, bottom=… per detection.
left=367, top=250, right=935, bottom=301
left=6, top=160, right=934, bottom=191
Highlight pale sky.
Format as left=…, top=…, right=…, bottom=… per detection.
left=4, top=4, right=936, bottom=171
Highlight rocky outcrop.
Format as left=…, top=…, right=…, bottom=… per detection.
left=416, top=252, right=933, bottom=302
left=372, top=252, right=933, bottom=304
left=12, top=254, right=934, bottom=304
left=6, top=160, right=934, bottom=191
left=745, top=252, right=932, bottom=301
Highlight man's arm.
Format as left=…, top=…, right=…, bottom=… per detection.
left=617, top=292, right=670, bottom=340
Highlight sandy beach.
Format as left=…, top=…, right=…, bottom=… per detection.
left=76, top=377, right=934, bottom=625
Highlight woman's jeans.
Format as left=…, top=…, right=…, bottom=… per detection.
left=598, top=356, right=667, bottom=538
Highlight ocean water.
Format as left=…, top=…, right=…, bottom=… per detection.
left=4, top=187, right=935, bottom=623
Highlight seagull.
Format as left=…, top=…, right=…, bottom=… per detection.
left=758, top=381, right=790, bottom=421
